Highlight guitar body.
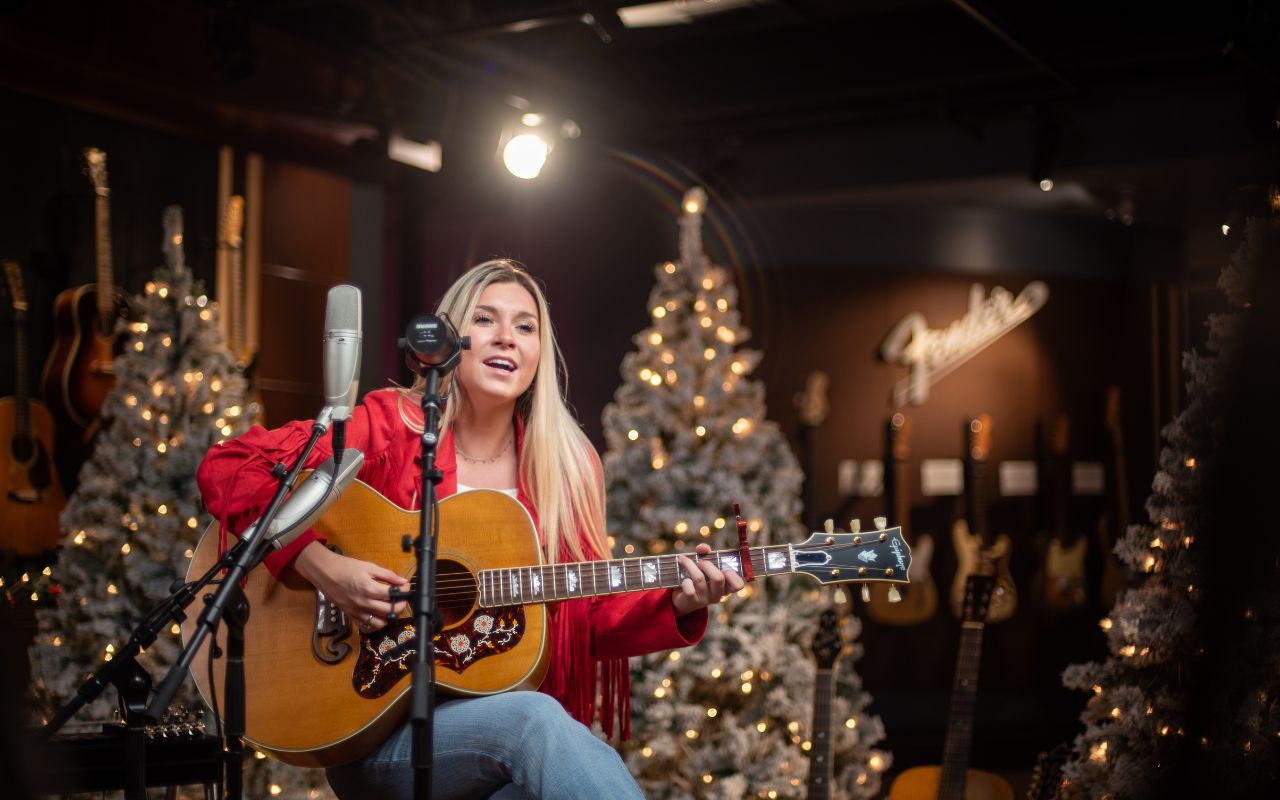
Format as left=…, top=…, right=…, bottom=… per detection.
left=0, top=397, right=66, bottom=554
left=949, top=521, right=1016, bottom=623
left=888, top=765, right=1015, bottom=800
left=42, top=284, right=127, bottom=432
left=184, top=485, right=549, bottom=768
left=1040, top=535, right=1087, bottom=611
left=866, top=533, right=937, bottom=624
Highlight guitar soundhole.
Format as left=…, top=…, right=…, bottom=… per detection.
left=435, top=558, right=478, bottom=628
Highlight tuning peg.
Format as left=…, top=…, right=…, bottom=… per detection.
left=823, top=519, right=834, bottom=533
left=850, top=518, right=861, bottom=533
left=860, top=583, right=871, bottom=602
left=874, top=516, right=887, bottom=530
left=888, top=586, right=902, bottom=603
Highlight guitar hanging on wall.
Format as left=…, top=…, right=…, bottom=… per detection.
left=0, top=261, right=66, bottom=555
left=220, top=195, right=264, bottom=423
left=949, top=415, right=1017, bottom=622
left=806, top=607, right=842, bottom=800
left=888, top=569, right=1015, bottom=800
left=184, top=484, right=911, bottom=768
left=42, top=147, right=130, bottom=438
left=1032, top=416, right=1087, bottom=612
left=865, top=412, right=937, bottom=625
left=1096, top=387, right=1131, bottom=609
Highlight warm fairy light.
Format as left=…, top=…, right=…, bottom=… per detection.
left=627, top=429, right=639, bottom=441
left=674, top=521, right=688, bottom=534
left=801, top=740, right=811, bottom=751
left=699, top=525, right=711, bottom=536
left=132, top=438, right=142, bottom=447
left=661, top=678, right=672, bottom=687
left=211, top=378, right=223, bottom=392
left=714, top=517, right=726, bottom=529
left=74, top=531, right=86, bottom=545
left=30, top=592, right=38, bottom=602
left=649, top=332, right=663, bottom=345
left=707, top=707, right=718, bottom=717
left=700, top=316, right=712, bottom=328
left=107, top=584, right=118, bottom=595
left=202, top=401, right=214, bottom=414
left=641, top=746, right=654, bottom=757
left=701, top=277, right=714, bottom=290
left=157, top=442, right=168, bottom=453
left=1093, top=684, right=1103, bottom=695
left=695, top=425, right=706, bottom=437
left=158, top=287, right=169, bottom=298
left=846, top=718, right=858, bottom=729
left=42, top=566, right=51, bottom=576
left=711, top=668, right=722, bottom=678
left=106, top=643, right=115, bottom=654
left=749, top=519, right=762, bottom=532
left=161, top=335, right=172, bottom=346
left=716, top=326, right=736, bottom=343
left=757, top=721, right=768, bottom=732
left=270, top=784, right=282, bottom=795
left=20, top=572, right=28, bottom=583
left=121, top=543, right=131, bottom=555
left=215, top=418, right=226, bottom=428
left=730, top=360, right=745, bottom=374
left=1090, top=741, right=1108, bottom=762
left=1120, top=644, right=1137, bottom=657
left=227, top=405, right=242, bottom=417
left=221, top=425, right=233, bottom=436
left=141, top=409, right=153, bottom=421
left=742, top=670, right=754, bottom=680
left=649, top=374, right=662, bottom=387
left=660, top=351, right=674, bottom=364
left=1110, top=707, right=1122, bottom=718
left=668, top=651, right=681, bottom=661
left=1185, top=457, right=1196, bottom=469
left=665, top=370, right=678, bottom=384
left=639, top=368, right=653, bottom=381
left=869, top=754, right=884, bottom=770
left=685, top=729, right=698, bottom=739
left=1184, top=536, right=1194, bottom=547
left=1146, top=705, right=1154, bottom=716
left=133, top=341, right=144, bottom=352
left=624, top=544, right=635, bottom=554
left=199, top=309, right=212, bottom=321
left=151, top=383, right=164, bottom=398
left=694, top=299, right=707, bottom=312
left=788, top=721, right=800, bottom=733
left=703, top=347, right=715, bottom=360
left=693, top=395, right=705, bottom=408
left=1150, top=537, right=1163, bottom=548
left=701, top=774, right=713, bottom=784
left=157, top=504, right=168, bottom=515
left=652, top=457, right=665, bottom=470
left=125, top=395, right=138, bottom=407
left=741, top=682, right=753, bottom=694
left=1100, top=617, right=1113, bottom=631
left=197, top=295, right=208, bottom=307
left=52, top=636, right=61, bottom=647
left=184, top=549, right=194, bottom=558
left=187, top=517, right=198, bottom=529
left=664, top=262, right=676, bottom=274
left=732, top=418, right=752, bottom=435
left=1143, top=555, right=1157, bottom=572
left=652, top=306, right=666, bottom=319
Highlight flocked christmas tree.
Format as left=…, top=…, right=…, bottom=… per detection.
left=1059, top=218, right=1280, bottom=798
left=602, top=187, right=890, bottom=799
left=27, top=206, right=332, bottom=799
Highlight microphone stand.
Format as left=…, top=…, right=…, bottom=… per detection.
left=146, top=418, right=330, bottom=800
left=391, top=368, right=446, bottom=800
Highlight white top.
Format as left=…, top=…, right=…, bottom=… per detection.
left=456, top=483, right=518, bottom=498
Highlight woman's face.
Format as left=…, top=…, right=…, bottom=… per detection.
left=455, top=281, right=541, bottom=409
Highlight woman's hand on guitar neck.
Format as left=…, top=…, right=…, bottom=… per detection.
left=672, top=543, right=746, bottom=617
left=292, top=541, right=409, bottom=633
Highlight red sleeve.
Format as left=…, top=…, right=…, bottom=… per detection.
left=589, top=589, right=708, bottom=660
left=196, top=398, right=387, bottom=579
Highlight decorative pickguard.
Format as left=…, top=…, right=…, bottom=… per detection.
left=352, top=606, right=526, bottom=699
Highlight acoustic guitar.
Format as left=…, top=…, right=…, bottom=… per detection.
left=184, top=483, right=911, bottom=767
left=0, top=262, right=66, bottom=555
left=42, top=147, right=130, bottom=436
left=889, top=570, right=1015, bottom=800
left=949, top=415, right=1016, bottom=623
left=1032, top=416, right=1087, bottom=612
left=866, top=412, right=937, bottom=624
left=806, top=607, right=842, bottom=800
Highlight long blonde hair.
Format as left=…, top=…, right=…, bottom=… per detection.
left=402, top=260, right=609, bottom=564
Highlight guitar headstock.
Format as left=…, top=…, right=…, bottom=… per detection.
left=890, top=411, right=911, bottom=460
left=221, top=195, right=245, bottom=249
left=960, top=571, right=996, bottom=624
left=162, top=205, right=185, bottom=270
left=83, top=147, right=110, bottom=196
left=792, top=519, right=911, bottom=586
left=810, top=608, right=842, bottom=669
left=968, top=414, right=992, bottom=462
left=2, top=260, right=26, bottom=312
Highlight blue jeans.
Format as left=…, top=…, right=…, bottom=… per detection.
left=325, top=692, right=644, bottom=800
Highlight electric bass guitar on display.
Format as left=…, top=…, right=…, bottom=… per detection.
left=42, top=147, right=130, bottom=436
left=0, top=261, right=66, bottom=555
left=1032, top=416, right=1087, bottom=612
left=949, top=415, right=1016, bottom=623
left=184, top=483, right=911, bottom=768
left=889, top=570, right=1015, bottom=800
left=865, top=412, right=937, bottom=625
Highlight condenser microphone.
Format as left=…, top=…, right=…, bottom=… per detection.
left=264, top=449, right=366, bottom=549
left=318, top=284, right=362, bottom=431
left=400, top=313, right=469, bottom=375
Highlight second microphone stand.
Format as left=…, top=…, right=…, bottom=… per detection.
left=391, top=368, right=446, bottom=800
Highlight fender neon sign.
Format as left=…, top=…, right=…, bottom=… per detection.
left=881, top=281, right=1049, bottom=407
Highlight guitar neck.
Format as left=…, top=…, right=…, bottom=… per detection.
left=94, top=192, right=114, bottom=329
left=938, top=622, right=985, bottom=799
left=478, top=544, right=796, bottom=606
left=966, top=457, right=990, bottom=543
left=14, top=307, right=30, bottom=436
left=806, top=667, right=836, bottom=800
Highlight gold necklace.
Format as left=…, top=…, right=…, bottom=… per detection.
left=455, top=434, right=513, bottom=464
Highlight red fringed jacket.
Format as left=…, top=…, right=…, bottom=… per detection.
left=195, top=388, right=707, bottom=739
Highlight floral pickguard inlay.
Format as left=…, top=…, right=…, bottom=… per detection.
left=352, top=606, right=526, bottom=699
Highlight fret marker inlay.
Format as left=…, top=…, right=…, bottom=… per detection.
left=642, top=561, right=658, bottom=584
left=610, top=565, right=623, bottom=588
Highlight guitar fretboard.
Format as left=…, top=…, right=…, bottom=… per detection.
left=806, top=667, right=835, bottom=800
left=939, top=621, right=985, bottom=800
left=477, top=545, right=794, bottom=606
left=94, top=190, right=114, bottom=331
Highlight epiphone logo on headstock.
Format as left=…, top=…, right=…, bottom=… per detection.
left=881, top=281, right=1049, bottom=407
left=888, top=534, right=908, bottom=572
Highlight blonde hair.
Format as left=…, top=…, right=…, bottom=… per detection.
left=402, top=259, right=609, bottom=564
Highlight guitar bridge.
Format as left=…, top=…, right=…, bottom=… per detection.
left=312, top=547, right=353, bottom=665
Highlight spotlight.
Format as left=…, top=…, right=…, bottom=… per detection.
left=1221, top=223, right=1231, bottom=236
left=1039, top=178, right=1055, bottom=192
left=503, top=133, right=551, bottom=180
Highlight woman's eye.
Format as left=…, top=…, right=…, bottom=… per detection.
left=518, top=323, right=537, bottom=334
left=473, top=314, right=493, bottom=325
